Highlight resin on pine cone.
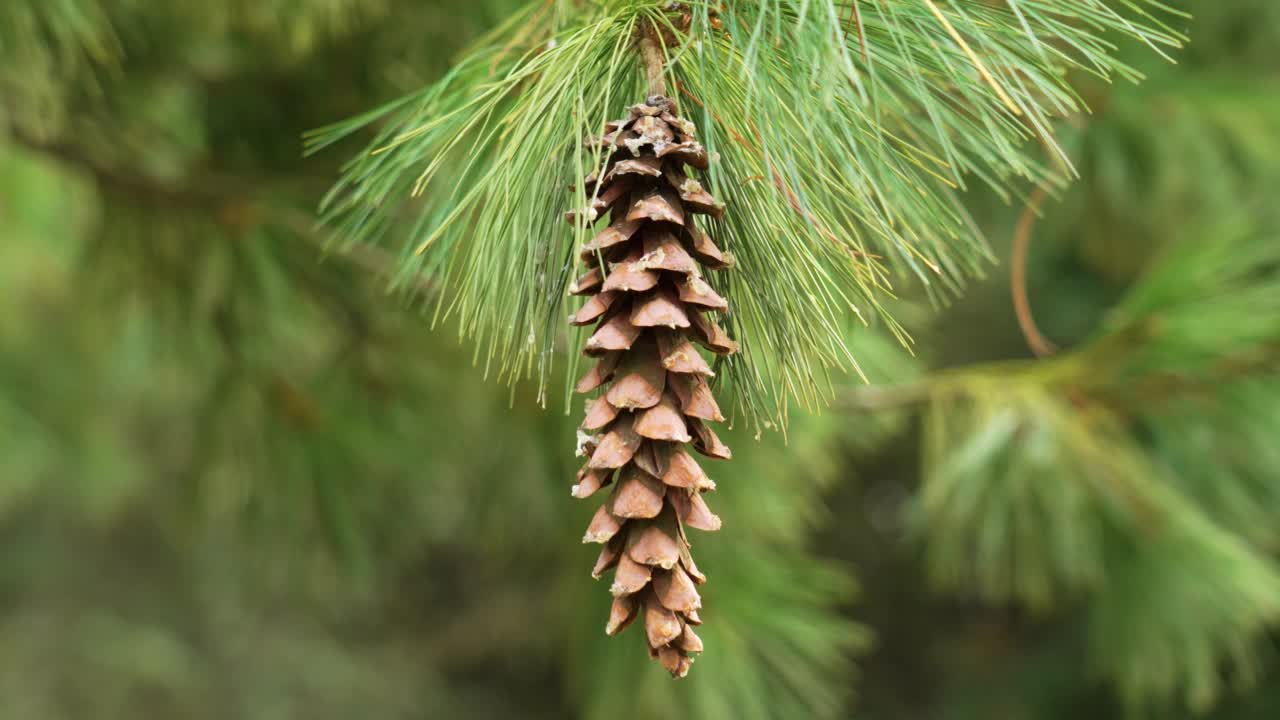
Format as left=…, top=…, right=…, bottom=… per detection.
left=567, top=95, right=736, bottom=678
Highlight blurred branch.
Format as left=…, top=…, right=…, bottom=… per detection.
left=834, top=382, right=931, bottom=411
left=6, top=129, right=433, bottom=296
left=270, top=206, right=437, bottom=297
left=837, top=341, right=1280, bottom=416
left=8, top=129, right=233, bottom=209
left=1103, top=344, right=1280, bottom=409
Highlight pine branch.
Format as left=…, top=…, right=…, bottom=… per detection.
left=312, top=0, right=1184, bottom=428
left=849, top=219, right=1280, bottom=708
left=7, top=130, right=433, bottom=296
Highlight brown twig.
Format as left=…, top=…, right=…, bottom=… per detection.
left=846, top=1, right=868, bottom=63
left=638, top=22, right=668, bottom=97
left=1011, top=184, right=1057, bottom=358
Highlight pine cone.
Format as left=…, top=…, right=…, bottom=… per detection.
left=568, top=95, right=735, bottom=678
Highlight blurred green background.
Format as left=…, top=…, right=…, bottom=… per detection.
left=2, top=1, right=1280, bottom=718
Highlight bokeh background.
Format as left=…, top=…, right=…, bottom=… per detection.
left=2, top=1, right=1279, bottom=718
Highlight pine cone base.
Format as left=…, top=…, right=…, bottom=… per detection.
left=569, top=95, right=735, bottom=678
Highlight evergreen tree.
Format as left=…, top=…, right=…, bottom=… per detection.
left=2, top=1, right=1279, bottom=719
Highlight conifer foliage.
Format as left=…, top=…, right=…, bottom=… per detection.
left=30, top=0, right=1280, bottom=717
left=569, top=94, right=734, bottom=676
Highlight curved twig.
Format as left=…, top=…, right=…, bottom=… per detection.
left=1011, top=184, right=1057, bottom=358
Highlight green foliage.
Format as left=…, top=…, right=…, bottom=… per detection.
left=310, top=4, right=645, bottom=407
left=918, top=378, right=1138, bottom=609
left=0, top=0, right=118, bottom=76
left=1099, top=217, right=1280, bottom=381
left=1147, top=379, right=1280, bottom=551
left=906, top=201, right=1280, bottom=711
left=0, top=0, right=118, bottom=134
left=7, top=1, right=869, bottom=716
left=7, top=0, right=1280, bottom=719
left=1089, top=499, right=1280, bottom=712
left=1, top=137, right=873, bottom=717
left=1064, top=77, right=1280, bottom=279
left=870, top=6, right=1280, bottom=708
left=314, top=0, right=1183, bottom=428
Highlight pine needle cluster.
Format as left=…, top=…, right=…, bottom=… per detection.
left=311, top=0, right=1184, bottom=427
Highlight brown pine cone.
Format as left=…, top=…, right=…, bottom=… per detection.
left=567, top=95, right=735, bottom=678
